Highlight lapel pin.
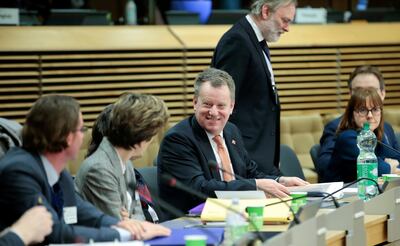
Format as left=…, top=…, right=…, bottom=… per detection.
left=232, top=139, right=236, bottom=145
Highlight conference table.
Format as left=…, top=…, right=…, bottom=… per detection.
left=325, top=214, right=387, bottom=246
left=157, top=190, right=397, bottom=246
left=157, top=211, right=389, bottom=245
left=260, top=213, right=388, bottom=245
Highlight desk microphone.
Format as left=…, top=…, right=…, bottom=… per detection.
left=148, top=190, right=223, bottom=243
left=377, top=140, right=400, bottom=157
left=160, top=173, right=265, bottom=243
left=207, top=160, right=301, bottom=225
left=267, top=178, right=382, bottom=208
left=322, top=177, right=382, bottom=201
left=161, top=173, right=208, bottom=200
left=307, top=191, right=340, bottom=208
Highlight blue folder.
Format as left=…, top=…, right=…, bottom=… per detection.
left=145, top=227, right=224, bottom=245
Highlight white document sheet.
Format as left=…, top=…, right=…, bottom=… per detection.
left=287, top=182, right=344, bottom=199
left=215, top=190, right=266, bottom=199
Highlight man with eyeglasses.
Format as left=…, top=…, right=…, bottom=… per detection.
left=0, top=95, right=170, bottom=244
left=317, top=65, right=400, bottom=182
left=211, top=0, right=297, bottom=176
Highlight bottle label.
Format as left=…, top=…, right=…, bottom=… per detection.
left=357, top=162, right=378, bottom=200
left=357, top=162, right=377, bottom=180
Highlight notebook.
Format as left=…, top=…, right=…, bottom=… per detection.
left=200, top=198, right=292, bottom=223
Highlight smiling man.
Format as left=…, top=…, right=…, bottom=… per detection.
left=157, top=68, right=307, bottom=219
left=211, top=0, right=297, bottom=177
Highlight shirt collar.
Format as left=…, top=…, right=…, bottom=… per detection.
left=205, top=130, right=224, bottom=142
left=40, top=155, right=59, bottom=187
left=246, top=14, right=264, bottom=42
left=112, top=145, right=126, bottom=174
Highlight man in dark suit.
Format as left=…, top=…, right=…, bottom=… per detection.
left=158, top=68, right=307, bottom=218
left=0, top=95, right=169, bottom=244
left=211, top=0, right=297, bottom=175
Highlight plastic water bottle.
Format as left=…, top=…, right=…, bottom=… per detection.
left=357, top=122, right=378, bottom=201
left=125, top=0, right=137, bottom=25
left=222, top=198, right=248, bottom=245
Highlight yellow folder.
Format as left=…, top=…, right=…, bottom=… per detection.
left=200, top=198, right=292, bottom=224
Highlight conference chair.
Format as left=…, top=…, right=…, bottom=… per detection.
left=309, top=144, right=320, bottom=171
left=137, top=166, right=165, bottom=221
left=279, top=144, right=306, bottom=180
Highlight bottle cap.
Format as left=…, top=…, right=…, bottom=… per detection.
left=363, top=122, right=370, bottom=130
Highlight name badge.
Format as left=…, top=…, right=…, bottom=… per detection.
left=63, top=206, right=77, bottom=224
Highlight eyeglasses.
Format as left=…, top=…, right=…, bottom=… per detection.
left=355, top=107, right=382, bottom=116
left=76, top=126, right=88, bottom=133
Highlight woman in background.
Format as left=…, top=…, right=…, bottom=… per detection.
left=326, top=87, right=400, bottom=182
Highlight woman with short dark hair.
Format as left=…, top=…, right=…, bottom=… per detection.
left=75, top=93, right=169, bottom=223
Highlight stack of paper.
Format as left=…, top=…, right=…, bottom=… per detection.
left=200, top=198, right=292, bottom=224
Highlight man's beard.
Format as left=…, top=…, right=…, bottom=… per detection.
left=264, top=18, right=281, bottom=42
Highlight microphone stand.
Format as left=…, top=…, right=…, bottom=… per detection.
left=378, top=140, right=400, bottom=156
left=147, top=183, right=222, bottom=243
left=249, top=177, right=382, bottom=210
left=308, top=191, right=340, bottom=208
left=322, top=177, right=382, bottom=200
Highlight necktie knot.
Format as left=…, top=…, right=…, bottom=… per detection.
left=213, top=135, right=224, bottom=148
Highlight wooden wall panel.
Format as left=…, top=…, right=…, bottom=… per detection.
left=38, top=50, right=189, bottom=125
left=0, top=24, right=399, bottom=126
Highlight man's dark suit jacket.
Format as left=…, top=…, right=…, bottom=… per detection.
left=317, top=117, right=341, bottom=181
left=0, top=147, right=121, bottom=244
left=0, top=231, right=24, bottom=246
left=157, top=116, right=276, bottom=219
left=211, top=16, right=281, bottom=176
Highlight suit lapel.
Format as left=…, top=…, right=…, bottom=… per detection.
left=191, top=117, right=222, bottom=181
left=238, top=17, right=279, bottom=105
left=99, top=138, right=128, bottom=207
left=33, top=153, right=60, bottom=206
left=238, top=18, right=272, bottom=82
left=223, top=128, right=244, bottom=176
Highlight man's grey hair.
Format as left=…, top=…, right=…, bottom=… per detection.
left=194, top=68, right=235, bottom=101
left=250, top=0, right=297, bottom=15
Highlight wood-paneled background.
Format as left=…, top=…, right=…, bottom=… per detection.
left=1, top=23, right=399, bottom=126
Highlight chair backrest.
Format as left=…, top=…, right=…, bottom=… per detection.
left=279, top=144, right=306, bottom=180
left=309, top=143, right=321, bottom=170
left=280, top=114, right=324, bottom=169
left=384, top=109, right=400, bottom=132
left=137, top=166, right=158, bottom=197
left=396, top=132, right=400, bottom=146
left=137, top=166, right=166, bottom=222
